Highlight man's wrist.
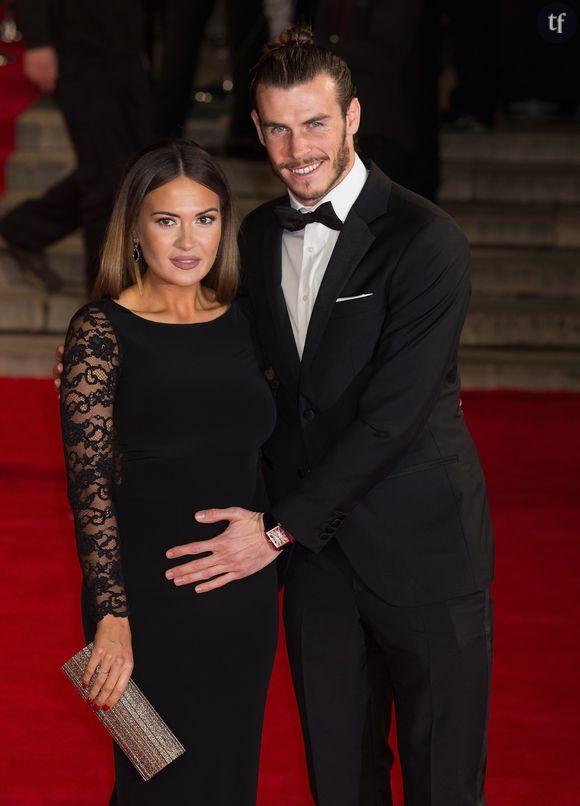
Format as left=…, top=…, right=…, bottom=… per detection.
left=262, top=511, right=295, bottom=551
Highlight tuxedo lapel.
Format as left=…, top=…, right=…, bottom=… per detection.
left=262, top=222, right=301, bottom=383
left=300, top=163, right=391, bottom=378
left=300, top=210, right=375, bottom=376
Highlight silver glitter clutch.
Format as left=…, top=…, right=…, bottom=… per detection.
left=61, top=644, right=186, bottom=781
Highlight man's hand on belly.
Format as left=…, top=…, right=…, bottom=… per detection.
left=165, top=508, right=278, bottom=592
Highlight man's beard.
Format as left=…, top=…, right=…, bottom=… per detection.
left=278, top=126, right=351, bottom=205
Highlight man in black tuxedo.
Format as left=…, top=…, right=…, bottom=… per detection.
left=154, top=27, right=494, bottom=806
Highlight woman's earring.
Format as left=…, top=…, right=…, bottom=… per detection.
left=132, top=243, right=140, bottom=262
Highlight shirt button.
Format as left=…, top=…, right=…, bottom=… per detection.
left=302, top=294, right=309, bottom=302
left=307, top=246, right=314, bottom=253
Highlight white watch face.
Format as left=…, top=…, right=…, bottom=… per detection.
left=267, top=525, right=289, bottom=549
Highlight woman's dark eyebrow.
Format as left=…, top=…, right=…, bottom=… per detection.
left=149, top=207, right=219, bottom=217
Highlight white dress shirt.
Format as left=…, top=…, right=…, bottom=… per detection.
left=281, top=154, right=369, bottom=358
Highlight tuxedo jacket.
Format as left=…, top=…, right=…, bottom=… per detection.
left=240, top=162, right=493, bottom=605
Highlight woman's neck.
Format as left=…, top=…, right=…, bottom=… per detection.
left=117, top=276, right=225, bottom=324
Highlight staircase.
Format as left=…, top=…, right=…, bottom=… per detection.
left=1, top=103, right=579, bottom=388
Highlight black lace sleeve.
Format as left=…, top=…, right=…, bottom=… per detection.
left=60, top=303, right=128, bottom=622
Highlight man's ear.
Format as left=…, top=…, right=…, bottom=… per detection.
left=251, top=110, right=266, bottom=146
left=345, top=97, right=361, bottom=137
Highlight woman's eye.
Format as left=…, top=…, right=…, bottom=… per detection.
left=197, top=215, right=216, bottom=225
left=155, top=217, right=175, bottom=227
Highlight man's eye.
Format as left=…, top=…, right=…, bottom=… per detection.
left=270, top=126, right=286, bottom=135
left=310, top=121, right=322, bottom=128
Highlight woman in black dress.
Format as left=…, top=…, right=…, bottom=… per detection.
left=60, top=140, right=279, bottom=804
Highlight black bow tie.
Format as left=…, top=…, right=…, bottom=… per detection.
left=274, top=201, right=343, bottom=232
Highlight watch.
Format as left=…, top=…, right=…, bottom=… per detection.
left=263, top=511, right=294, bottom=551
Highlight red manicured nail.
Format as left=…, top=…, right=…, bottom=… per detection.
left=103, top=705, right=110, bottom=712
left=86, top=698, right=93, bottom=705
left=92, top=704, right=101, bottom=711
left=81, top=681, right=88, bottom=689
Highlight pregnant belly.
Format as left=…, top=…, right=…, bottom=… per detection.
left=114, top=453, right=260, bottom=598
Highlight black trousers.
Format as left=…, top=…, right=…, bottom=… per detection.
left=284, top=542, right=492, bottom=806
left=155, top=0, right=267, bottom=141
left=0, top=56, right=153, bottom=287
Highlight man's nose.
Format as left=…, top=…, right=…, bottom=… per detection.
left=288, top=132, right=311, bottom=161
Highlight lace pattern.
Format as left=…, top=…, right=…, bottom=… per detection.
left=60, top=303, right=128, bottom=621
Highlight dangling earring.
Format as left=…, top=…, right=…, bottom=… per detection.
left=131, top=242, right=144, bottom=294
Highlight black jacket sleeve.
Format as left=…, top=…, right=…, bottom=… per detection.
left=16, top=0, right=53, bottom=49
left=273, top=217, right=472, bottom=550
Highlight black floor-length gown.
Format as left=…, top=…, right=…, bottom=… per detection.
left=60, top=298, right=278, bottom=805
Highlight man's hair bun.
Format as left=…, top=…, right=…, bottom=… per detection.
left=279, top=25, right=315, bottom=48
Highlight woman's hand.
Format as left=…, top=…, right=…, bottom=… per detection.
left=83, top=615, right=133, bottom=711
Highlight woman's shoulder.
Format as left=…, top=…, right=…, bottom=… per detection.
left=68, top=297, right=111, bottom=324
left=64, top=299, right=121, bottom=368
left=66, top=298, right=119, bottom=343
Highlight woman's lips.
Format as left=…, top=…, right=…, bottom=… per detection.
left=170, top=257, right=201, bottom=271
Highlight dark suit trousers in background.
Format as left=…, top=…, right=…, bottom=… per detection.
left=0, top=56, right=153, bottom=287
left=284, top=542, right=492, bottom=806
left=155, top=0, right=267, bottom=142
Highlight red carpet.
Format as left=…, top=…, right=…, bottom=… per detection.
left=1, top=381, right=579, bottom=804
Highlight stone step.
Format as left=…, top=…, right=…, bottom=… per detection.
left=15, top=103, right=229, bottom=153
left=444, top=203, right=580, bottom=248
left=0, top=334, right=65, bottom=377
left=463, top=295, right=580, bottom=348
left=221, top=159, right=283, bottom=198
left=441, top=126, right=580, bottom=166
left=458, top=347, right=580, bottom=390
left=470, top=248, right=580, bottom=297
left=0, top=285, right=84, bottom=333
left=5, top=150, right=75, bottom=193
left=440, top=162, right=580, bottom=204
left=16, top=102, right=73, bottom=153
left=0, top=231, right=84, bottom=289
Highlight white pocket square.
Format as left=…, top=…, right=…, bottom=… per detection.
left=336, top=293, right=374, bottom=302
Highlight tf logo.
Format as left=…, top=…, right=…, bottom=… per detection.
left=537, top=3, right=578, bottom=43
